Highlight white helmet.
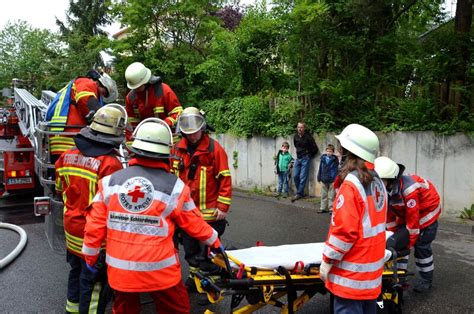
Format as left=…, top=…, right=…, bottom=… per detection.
left=125, top=62, right=152, bottom=90
left=335, top=124, right=379, bottom=163
left=374, top=156, right=400, bottom=179
left=90, top=103, right=127, bottom=136
left=130, top=118, right=172, bottom=157
left=177, top=107, right=206, bottom=135
left=98, top=73, right=118, bottom=103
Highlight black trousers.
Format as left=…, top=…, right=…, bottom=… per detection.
left=66, top=251, right=109, bottom=313
left=181, top=220, right=227, bottom=275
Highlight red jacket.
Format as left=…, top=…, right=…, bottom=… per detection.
left=322, top=169, right=388, bottom=300
left=171, top=134, right=232, bottom=222
left=55, top=148, right=123, bottom=258
left=125, top=82, right=182, bottom=129
left=50, top=78, right=102, bottom=155
left=82, top=157, right=220, bottom=292
left=386, top=174, right=442, bottom=248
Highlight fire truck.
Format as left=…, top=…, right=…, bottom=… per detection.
left=1, top=80, right=69, bottom=250
left=0, top=103, right=36, bottom=196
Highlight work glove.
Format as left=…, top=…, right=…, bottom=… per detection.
left=211, top=243, right=225, bottom=255
left=85, top=110, right=96, bottom=124
left=215, top=209, right=228, bottom=221
left=210, top=238, right=224, bottom=254
left=85, top=262, right=99, bottom=279
left=319, top=261, right=333, bottom=282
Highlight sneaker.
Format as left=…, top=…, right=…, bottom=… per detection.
left=282, top=193, right=289, bottom=198
left=273, top=192, right=281, bottom=198
left=291, top=194, right=303, bottom=202
left=317, top=209, right=329, bottom=213
left=413, top=281, right=432, bottom=293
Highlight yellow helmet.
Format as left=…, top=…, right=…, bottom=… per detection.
left=125, top=62, right=152, bottom=90
left=90, top=104, right=127, bottom=136
left=130, top=118, right=172, bottom=157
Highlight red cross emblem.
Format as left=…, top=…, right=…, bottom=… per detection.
left=127, top=185, right=145, bottom=203
left=374, top=186, right=381, bottom=204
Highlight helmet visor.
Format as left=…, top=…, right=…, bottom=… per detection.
left=178, top=114, right=205, bottom=134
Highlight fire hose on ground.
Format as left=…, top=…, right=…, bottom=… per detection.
left=0, top=222, right=27, bottom=269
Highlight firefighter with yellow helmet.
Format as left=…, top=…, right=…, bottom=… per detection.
left=81, top=117, right=222, bottom=313
left=55, top=104, right=127, bottom=313
left=172, top=107, right=232, bottom=296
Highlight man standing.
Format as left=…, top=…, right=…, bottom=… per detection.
left=292, top=122, right=318, bottom=201
left=82, top=118, right=222, bottom=313
left=55, top=104, right=126, bottom=313
left=124, top=62, right=183, bottom=137
left=172, top=107, right=232, bottom=293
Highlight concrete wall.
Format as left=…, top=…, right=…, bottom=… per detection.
left=214, top=132, right=474, bottom=219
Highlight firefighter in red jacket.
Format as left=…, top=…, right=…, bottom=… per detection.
left=320, top=124, right=387, bottom=314
left=171, top=107, right=232, bottom=294
left=50, top=72, right=118, bottom=157
left=55, top=104, right=126, bottom=313
left=375, top=156, right=441, bottom=293
left=81, top=117, right=223, bottom=314
left=124, top=62, right=183, bottom=142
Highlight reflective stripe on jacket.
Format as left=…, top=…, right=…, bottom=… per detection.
left=322, top=169, right=388, bottom=300
left=50, top=78, right=102, bottom=155
left=386, top=174, right=441, bottom=248
left=125, top=82, right=182, bottom=129
left=171, top=134, right=232, bottom=222
left=82, top=158, right=219, bottom=292
left=55, top=148, right=123, bottom=257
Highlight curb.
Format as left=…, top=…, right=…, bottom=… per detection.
left=437, top=218, right=474, bottom=236
left=234, top=190, right=319, bottom=210
left=234, top=190, right=474, bottom=236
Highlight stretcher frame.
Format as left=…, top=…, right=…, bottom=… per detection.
left=195, top=248, right=411, bottom=314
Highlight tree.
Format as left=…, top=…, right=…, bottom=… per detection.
left=0, top=21, right=63, bottom=95
left=453, top=0, right=473, bottom=114
left=55, top=0, right=112, bottom=79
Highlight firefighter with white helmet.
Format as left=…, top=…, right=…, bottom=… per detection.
left=47, top=70, right=119, bottom=157
left=81, top=117, right=223, bottom=313
left=374, top=156, right=441, bottom=293
left=55, top=104, right=127, bottom=313
left=171, top=107, right=232, bottom=300
left=124, top=62, right=183, bottom=137
left=320, top=124, right=388, bottom=314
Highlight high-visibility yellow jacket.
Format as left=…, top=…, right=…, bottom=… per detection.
left=55, top=147, right=123, bottom=258
left=50, top=78, right=103, bottom=155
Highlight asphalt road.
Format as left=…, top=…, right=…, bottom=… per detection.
left=0, top=192, right=473, bottom=313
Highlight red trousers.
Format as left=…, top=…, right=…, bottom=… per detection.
left=112, top=282, right=190, bottom=314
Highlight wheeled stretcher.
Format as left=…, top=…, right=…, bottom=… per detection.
left=196, top=230, right=412, bottom=314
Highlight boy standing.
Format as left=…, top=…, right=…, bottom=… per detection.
left=274, top=142, right=293, bottom=198
left=317, top=144, right=339, bottom=213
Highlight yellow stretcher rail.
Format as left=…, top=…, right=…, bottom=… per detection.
left=196, top=249, right=411, bottom=314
